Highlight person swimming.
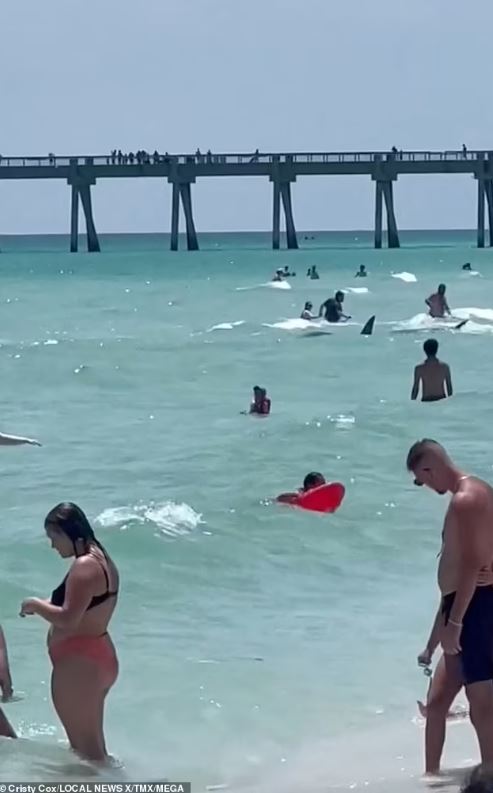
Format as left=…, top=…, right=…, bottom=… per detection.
left=276, top=472, right=326, bottom=504
left=319, top=291, right=350, bottom=323
left=307, top=266, right=320, bottom=280
left=425, top=284, right=451, bottom=319
left=355, top=265, right=367, bottom=278
left=245, top=386, right=271, bottom=416
left=20, top=502, right=119, bottom=762
left=300, top=301, right=316, bottom=320
left=283, top=266, right=296, bottom=277
left=411, top=339, right=453, bottom=402
left=462, top=263, right=472, bottom=271
left=272, top=269, right=284, bottom=282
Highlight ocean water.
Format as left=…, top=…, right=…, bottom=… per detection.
left=0, top=231, right=491, bottom=791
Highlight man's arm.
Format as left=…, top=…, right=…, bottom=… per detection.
left=318, top=301, right=326, bottom=318
left=448, top=494, right=485, bottom=625
left=411, top=366, right=421, bottom=400
left=445, top=365, right=453, bottom=397
left=444, top=299, right=451, bottom=316
left=425, top=296, right=432, bottom=308
left=0, top=432, right=41, bottom=447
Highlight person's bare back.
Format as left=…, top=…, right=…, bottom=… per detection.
left=411, top=339, right=452, bottom=402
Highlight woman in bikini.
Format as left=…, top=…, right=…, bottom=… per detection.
left=20, top=502, right=119, bottom=762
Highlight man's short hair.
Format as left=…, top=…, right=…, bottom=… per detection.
left=423, top=338, right=439, bottom=357
left=406, top=439, right=442, bottom=471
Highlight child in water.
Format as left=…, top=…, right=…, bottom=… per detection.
left=276, top=472, right=326, bottom=504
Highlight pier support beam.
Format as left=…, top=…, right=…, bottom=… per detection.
left=179, top=183, right=199, bottom=251
left=280, top=182, right=298, bottom=249
left=272, top=181, right=281, bottom=250
left=374, top=181, right=383, bottom=249
left=170, top=182, right=180, bottom=252
left=477, top=179, right=485, bottom=248
left=373, top=179, right=400, bottom=248
left=70, top=185, right=79, bottom=253
left=484, top=180, right=493, bottom=247
left=79, top=183, right=100, bottom=252
left=382, top=181, right=400, bottom=248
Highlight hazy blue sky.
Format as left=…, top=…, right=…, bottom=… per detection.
left=2, top=0, right=493, bottom=234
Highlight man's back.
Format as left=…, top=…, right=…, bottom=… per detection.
left=412, top=357, right=453, bottom=401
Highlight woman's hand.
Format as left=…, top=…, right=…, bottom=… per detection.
left=19, top=598, right=40, bottom=617
left=417, top=647, right=433, bottom=667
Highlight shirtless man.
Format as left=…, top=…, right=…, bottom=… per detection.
left=411, top=339, right=453, bottom=402
left=407, top=439, right=493, bottom=768
left=426, top=284, right=451, bottom=319
left=319, top=291, right=351, bottom=323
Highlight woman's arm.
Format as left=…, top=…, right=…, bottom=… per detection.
left=20, top=561, right=94, bottom=631
left=0, top=432, right=41, bottom=447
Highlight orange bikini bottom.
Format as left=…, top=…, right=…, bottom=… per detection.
left=49, top=633, right=118, bottom=687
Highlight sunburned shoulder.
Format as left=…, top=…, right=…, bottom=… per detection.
left=452, top=479, right=493, bottom=511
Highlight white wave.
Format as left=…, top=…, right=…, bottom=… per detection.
left=391, top=271, right=417, bottom=283
left=95, top=501, right=203, bottom=537
left=344, top=287, right=369, bottom=294
left=262, top=280, right=291, bottom=290
left=43, top=339, right=59, bottom=345
left=453, top=306, right=493, bottom=322
left=235, top=281, right=291, bottom=291
left=394, top=309, right=493, bottom=335
left=264, top=317, right=359, bottom=332
left=207, top=321, right=245, bottom=332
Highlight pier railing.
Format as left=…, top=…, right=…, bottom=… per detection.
left=1, top=150, right=493, bottom=168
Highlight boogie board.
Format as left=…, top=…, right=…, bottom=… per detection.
left=293, top=482, right=345, bottom=514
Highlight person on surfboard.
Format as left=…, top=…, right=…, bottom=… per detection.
left=300, top=301, right=316, bottom=320
left=411, top=339, right=453, bottom=402
left=276, top=473, right=326, bottom=504
left=426, top=284, right=451, bottom=319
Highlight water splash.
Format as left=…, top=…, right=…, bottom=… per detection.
left=95, top=501, right=203, bottom=537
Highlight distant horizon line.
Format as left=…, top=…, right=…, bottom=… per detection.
left=0, top=228, right=480, bottom=238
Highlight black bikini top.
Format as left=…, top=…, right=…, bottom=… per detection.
left=51, top=555, right=118, bottom=610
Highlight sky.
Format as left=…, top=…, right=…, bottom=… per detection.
left=1, top=0, right=493, bottom=234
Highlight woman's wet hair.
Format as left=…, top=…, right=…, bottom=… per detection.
left=45, top=502, right=104, bottom=556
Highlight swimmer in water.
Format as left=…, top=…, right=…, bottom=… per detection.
left=272, top=269, right=284, bottom=282
left=243, top=386, right=271, bottom=416
left=462, top=263, right=472, bottom=271
left=319, top=291, right=351, bottom=323
left=276, top=472, right=326, bottom=504
left=425, top=284, right=451, bottom=319
left=411, top=339, right=453, bottom=402
left=307, top=266, right=320, bottom=280
left=355, top=265, right=367, bottom=278
left=283, top=266, right=296, bottom=277
left=300, top=301, right=316, bottom=320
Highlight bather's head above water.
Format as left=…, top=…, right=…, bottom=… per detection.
left=302, top=472, right=326, bottom=492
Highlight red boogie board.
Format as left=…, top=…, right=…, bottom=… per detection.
left=292, top=482, right=345, bottom=513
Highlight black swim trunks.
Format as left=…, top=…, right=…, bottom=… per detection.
left=442, top=587, right=493, bottom=685
left=422, top=395, right=445, bottom=402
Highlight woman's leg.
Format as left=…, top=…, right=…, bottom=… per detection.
left=51, top=655, right=116, bottom=762
left=423, top=654, right=463, bottom=775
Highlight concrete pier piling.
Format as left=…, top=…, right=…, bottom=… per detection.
left=280, top=182, right=298, bottom=250
left=1, top=149, right=492, bottom=251
left=70, top=184, right=79, bottom=253
left=272, top=181, right=281, bottom=250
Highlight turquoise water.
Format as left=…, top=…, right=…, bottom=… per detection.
left=0, top=232, right=491, bottom=790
